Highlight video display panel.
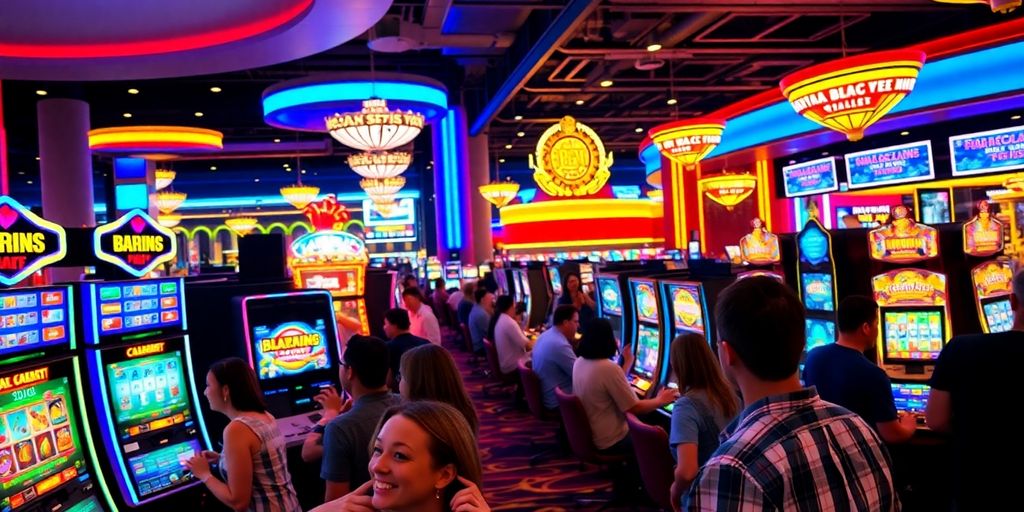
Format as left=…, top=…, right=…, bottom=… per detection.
left=801, top=273, right=835, bottom=312
left=106, top=351, right=191, bottom=440
left=882, top=308, right=945, bottom=361
left=0, top=286, right=72, bottom=360
left=597, top=278, right=622, bottom=316
left=94, top=279, right=183, bottom=337
left=634, top=324, right=661, bottom=380
left=806, top=318, right=836, bottom=351
left=982, top=299, right=1013, bottom=333
left=891, top=382, right=930, bottom=415
left=549, top=267, right=562, bottom=296
left=669, top=284, right=704, bottom=335
left=632, top=281, right=659, bottom=324
left=125, top=439, right=200, bottom=498
left=253, top=320, right=332, bottom=381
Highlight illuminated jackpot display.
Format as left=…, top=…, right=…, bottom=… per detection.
left=253, top=321, right=330, bottom=379
left=93, top=210, right=176, bottom=277
left=0, top=286, right=73, bottom=362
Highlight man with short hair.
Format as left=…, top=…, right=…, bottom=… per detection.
left=402, top=287, right=441, bottom=345
left=927, top=269, right=1024, bottom=510
left=803, top=295, right=916, bottom=444
left=382, top=307, right=429, bottom=388
left=468, top=288, right=494, bottom=354
left=319, top=336, right=401, bottom=501
left=532, top=304, right=579, bottom=410
left=685, top=277, right=898, bottom=511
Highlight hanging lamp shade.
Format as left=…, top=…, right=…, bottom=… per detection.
left=155, top=190, right=187, bottom=214
left=933, top=0, right=1019, bottom=13
left=478, top=179, right=520, bottom=208
left=157, top=213, right=181, bottom=228
left=155, top=169, right=176, bottom=190
left=649, top=119, right=726, bottom=169
left=225, top=215, right=259, bottom=236
left=325, top=99, right=425, bottom=152
left=360, top=176, right=406, bottom=205
left=347, top=150, right=412, bottom=179
left=780, top=50, right=926, bottom=142
left=280, top=183, right=320, bottom=210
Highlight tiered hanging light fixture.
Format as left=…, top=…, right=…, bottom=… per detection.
left=479, top=155, right=520, bottom=208
left=933, top=0, right=1019, bottom=13
left=347, top=151, right=412, bottom=178
left=326, top=99, right=424, bottom=152
left=157, top=213, right=181, bottom=228
left=279, top=154, right=320, bottom=210
left=360, top=176, right=406, bottom=205
left=155, top=168, right=175, bottom=190
left=155, top=190, right=187, bottom=214
left=225, top=214, right=259, bottom=236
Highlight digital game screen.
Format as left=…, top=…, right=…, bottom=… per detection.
left=891, top=382, right=931, bottom=415
left=125, top=439, right=200, bottom=498
left=253, top=319, right=332, bottom=380
left=548, top=267, right=562, bottom=296
left=462, top=267, right=479, bottom=280
left=634, top=324, right=661, bottom=380
left=106, top=352, right=191, bottom=441
left=0, top=286, right=72, bottom=361
left=800, top=273, right=835, bottom=312
left=882, top=308, right=945, bottom=362
left=597, top=278, right=622, bottom=316
left=668, top=284, right=704, bottom=335
left=805, top=318, right=836, bottom=351
left=579, top=264, right=594, bottom=284
left=93, top=278, right=183, bottom=338
left=632, top=281, right=659, bottom=324
left=982, top=298, right=1013, bottom=333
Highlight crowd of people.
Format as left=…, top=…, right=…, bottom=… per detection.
left=182, top=268, right=1021, bottom=511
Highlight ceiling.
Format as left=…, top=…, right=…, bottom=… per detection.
left=1, top=0, right=1019, bottom=206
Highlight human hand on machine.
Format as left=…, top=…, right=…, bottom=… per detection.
left=656, top=386, right=680, bottom=405
left=200, top=450, right=220, bottom=464
left=898, top=412, right=919, bottom=432
left=184, top=452, right=213, bottom=482
left=621, top=344, right=635, bottom=369
left=314, top=387, right=350, bottom=423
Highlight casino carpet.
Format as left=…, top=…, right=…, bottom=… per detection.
left=444, top=330, right=662, bottom=512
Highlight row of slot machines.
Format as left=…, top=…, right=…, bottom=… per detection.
left=492, top=262, right=596, bottom=329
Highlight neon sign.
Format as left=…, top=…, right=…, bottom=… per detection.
left=648, top=119, right=725, bottom=169
left=700, top=174, right=757, bottom=209
left=529, top=116, right=613, bottom=197
left=950, top=125, right=1024, bottom=176
left=0, top=196, right=67, bottom=287
left=868, top=206, right=938, bottom=263
left=94, top=210, right=176, bottom=277
left=255, top=321, right=329, bottom=379
left=290, top=231, right=367, bottom=263
left=0, top=366, right=48, bottom=392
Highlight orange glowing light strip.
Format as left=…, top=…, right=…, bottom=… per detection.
left=756, top=160, right=772, bottom=231
left=502, top=237, right=665, bottom=251
left=671, top=161, right=687, bottom=248
left=88, top=126, right=224, bottom=150
left=500, top=199, right=662, bottom=225
left=697, top=166, right=707, bottom=254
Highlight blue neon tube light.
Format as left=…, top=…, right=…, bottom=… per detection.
left=263, top=81, right=448, bottom=118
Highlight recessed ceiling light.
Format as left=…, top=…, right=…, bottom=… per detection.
left=210, top=165, right=217, bottom=170
left=123, top=113, right=132, bottom=118
left=35, top=90, right=47, bottom=96
left=283, top=163, right=290, bottom=168
left=575, top=99, right=585, bottom=105
left=646, top=43, right=662, bottom=52
left=821, top=151, right=829, bottom=156
left=35, top=156, right=40, bottom=161
left=286, top=167, right=293, bottom=172
left=666, top=98, right=678, bottom=105
left=635, top=127, right=644, bottom=133
left=513, top=115, right=523, bottom=121
left=17, top=171, right=24, bottom=175
left=504, top=144, right=513, bottom=149
left=273, top=138, right=281, bottom=143
left=26, top=180, right=33, bottom=185
left=254, top=178, right=260, bottom=183
left=194, top=112, right=204, bottom=117
left=900, top=131, right=910, bottom=136
left=1012, top=115, right=1022, bottom=120
left=516, top=131, right=525, bottom=137
left=498, top=158, right=506, bottom=163
left=210, top=86, right=222, bottom=93
left=128, top=88, right=139, bottom=95
left=301, top=170, right=307, bottom=174
left=789, top=160, right=796, bottom=164
left=599, top=80, right=614, bottom=88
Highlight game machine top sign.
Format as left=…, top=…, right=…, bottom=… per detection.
left=868, top=206, right=939, bottom=264
left=0, top=196, right=67, bottom=287
left=94, top=209, right=177, bottom=277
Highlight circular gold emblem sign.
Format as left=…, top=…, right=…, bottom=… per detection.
left=529, top=116, right=612, bottom=197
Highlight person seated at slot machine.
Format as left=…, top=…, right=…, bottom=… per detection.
left=429, top=279, right=449, bottom=323
left=400, top=344, right=480, bottom=435
left=667, top=333, right=740, bottom=511
left=450, top=281, right=473, bottom=320
left=558, top=272, right=596, bottom=334
left=315, top=336, right=402, bottom=501
left=532, top=305, right=580, bottom=410
left=311, top=401, right=491, bottom=512
left=488, top=295, right=535, bottom=375
left=468, top=288, right=493, bottom=355
left=803, top=296, right=917, bottom=444
left=185, top=358, right=301, bottom=512
left=926, top=269, right=1024, bottom=511
left=402, top=288, right=442, bottom=346
left=383, top=308, right=430, bottom=391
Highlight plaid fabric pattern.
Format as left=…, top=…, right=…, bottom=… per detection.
left=684, top=388, right=899, bottom=512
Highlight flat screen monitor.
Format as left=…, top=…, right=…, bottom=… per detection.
left=548, top=267, right=562, bottom=296
left=801, top=273, right=835, bottom=312
left=597, top=277, right=622, bottom=316
left=0, top=285, right=73, bottom=361
left=0, top=361, right=101, bottom=511
left=687, top=241, right=702, bottom=260
left=918, top=190, right=952, bottom=224
left=634, top=324, right=661, bottom=380
left=89, top=278, right=185, bottom=344
left=668, top=284, right=705, bottom=335
left=106, top=351, right=191, bottom=441
left=478, top=264, right=491, bottom=276
left=891, top=382, right=930, bottom=415
left=724, top=245, right=741, bottom=261
left=982, top=298, right=1013, bottom=333
left=631, top=281, right=659, bottom=324
left=881, top=307, right=945, bottom=363
left=579, top=264, right=594, bottom=284
left=806, top=318, right=836, bottom=351
left=462, top=266, right=479, bottom=280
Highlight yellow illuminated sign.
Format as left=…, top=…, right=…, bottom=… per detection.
left=528, top=116, right=612, bottom=197
left=700, top=174, right=757, bottom=209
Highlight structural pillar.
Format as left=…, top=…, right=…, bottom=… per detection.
left=432, top=107, right=473, bottom=263
left=0, top=81, right=9, bottom=195
left=662, top=157, right=701, bottom=251
left=468, top=133, right=492, bottom=264
left=38, top=98, right=95, bottom=282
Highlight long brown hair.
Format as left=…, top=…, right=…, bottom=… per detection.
left=670, top=333, right=739, bottom=419
left=400, top=344, right=479, bottom=434
left=209, top=357, right=267, bottom=413
left=374, top=402, right=482, bottom=506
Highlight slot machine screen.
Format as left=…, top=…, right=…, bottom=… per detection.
left=882, top=307, right=945, bottom=363
left=982, top=298, right=1013, bottom=333
left=462, top=266, right=479, bottom=280
left=92, top=278, right=184, bottom=340
left=891, top=382, right=930, bottom=415
left=106, top=352, right=191, bottom=440
left=0, top=368, right=96, bottom=510
left=801, top=273, right=835, bottom=312
left=632, top=281, right=659, bottom=324
left=579, top=264, right=594, bottom=285
left=596, top=277, right=622, bottom=316
left=478, top=264, right=492, bottom=276
left=806, top=318, right=836, bottom=351
left=669, top=284, right=705, bottom=335
left=253, top=319, right=332, bottom=380
left=634, top=324, right=661, bottom=380
left=0, top=286, right=72, bottom=361
left=548, top=267, right=562, bottom=296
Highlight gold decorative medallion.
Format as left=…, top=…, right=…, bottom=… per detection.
left=528, top=116, right=613, bottom=197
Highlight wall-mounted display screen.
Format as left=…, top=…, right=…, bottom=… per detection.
left=597, top=278, right=622, bottom=316
left=782, top=157, right=839, bottom=197
left=882, top=308, right=945, bottom=362
left=632, top=281, right=659, bottom=324
left=919, top=190, right=952, bottom=224
left=949, top=125, right=1024, bottom=176
left=891, top=382, right=930, bottom=415
left=0, top=286, right=72, bottom=360
left=845, top=140, right=935, bottom=190
left=801, top=273, right=835, bottom=312
left=634, top=324, right=660, bottom=380
left=982, top=299, right=1013, bottom=333
left=94, top=279, right=183, bottom=337
left=806, top=318, right=836, bottom=351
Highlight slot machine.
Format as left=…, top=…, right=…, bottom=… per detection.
left=963, top=202, right=1013, bottom=333
left=461, top=265, right=479, bottom=285
left=237, top=290, right=340, bottom=444
left=869, top=206, right=949, bottom=382
left=737, top=218, right=785, bottom=282
left=0, top=285, right=114, bottom=512
left=546, top=265, right=563, bottom=300
left=443, top=261, right=462, bottom=291
left=625, top=277, right=663, bottom=397
left=655, top=280, right=709, bottom=417
left=796, top=205, right=839, bottom=353
left=493, top=268, right=510, bottom=296
left=477, top=263, right=492, bottom=280
left=289, top=230, right=370, bottom=339
left=82, top=277, right=211, bottom=508
left=578, top=263, right=595, bottom=289
left=595, top=266, right=662, bottom=350
left=890, top=381, right=931, bottom=426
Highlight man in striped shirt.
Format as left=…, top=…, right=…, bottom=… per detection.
left=685, top=277, right=899, bottom=511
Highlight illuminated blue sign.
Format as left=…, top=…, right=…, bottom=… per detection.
left=782, top=157, right=839, bottom=198
left=798, top=221, right=830, bottom=266
left=844, top=140, right=934, bottom=190
left=950, top=124, right=1024, bottom=176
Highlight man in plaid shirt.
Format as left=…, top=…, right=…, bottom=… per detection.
left=685, top=277, right=899, bottom=511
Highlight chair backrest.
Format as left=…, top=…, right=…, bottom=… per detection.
left=626, top=413, right=675, bottom=510
left=555, top=387, right=599, bottom=462
left=483, top=338, right=502, bottom=376
left=460, top=323, right=474, bottom=353
left=518, top=359, right=546, bottom=419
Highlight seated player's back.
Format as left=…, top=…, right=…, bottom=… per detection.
left=803, top=344, right=895, bottom=426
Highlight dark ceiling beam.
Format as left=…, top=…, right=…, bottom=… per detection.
left=469, top=0, right=599, bottom=136
left=521, top=84, right=767, bottom=93
left=603, top=0, right=950, bottom=13
left=556, top=47, right=867, bottom=57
